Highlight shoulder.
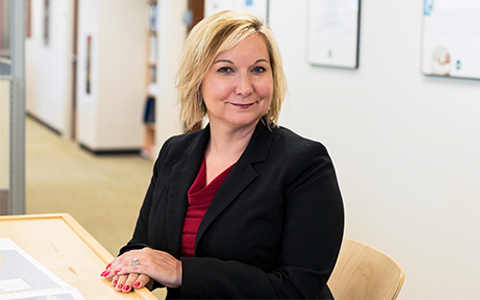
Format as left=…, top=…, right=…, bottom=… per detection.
left=267, top=126, right=340, bottom=197
left=154, top=129, right=205, bottom=166
left=271, top=125, right=329, bottom=158
left=268, top=125, right=335, bottom=181
left=162, top=129, right=203, bottom=151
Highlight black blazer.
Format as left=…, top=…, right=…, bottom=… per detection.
left=121, top=121, right=344, bottom=299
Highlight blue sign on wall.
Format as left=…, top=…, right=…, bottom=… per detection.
left=424, top=0, right=434, bottom=16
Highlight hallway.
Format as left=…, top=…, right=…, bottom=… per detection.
left=25, top=117, right=154, bottom=257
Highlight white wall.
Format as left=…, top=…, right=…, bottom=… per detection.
left=268, top=1, right=480, bottom=299
left=76, top=0, right=98, bottom=147
left=76, top=0, right=146, bottom=150
left=0, top=80, right=9, bottom=189
left=23, top=0, right=480, bottom=297
left=154, top=0, right=187, bottom=147
left=25, top=0, right=73, bottom=135
left=25, top=0, right=183, bottom=150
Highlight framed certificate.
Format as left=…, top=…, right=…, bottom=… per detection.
left=421, top=0, right=480, bottom=80
left=205, top=0, right=269, bottom=22
left=307, top=0, right=361, bottom=69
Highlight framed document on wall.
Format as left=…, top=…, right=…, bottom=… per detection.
left=307, top=0, right=361, bottom=69
left=421, top=0, right=480, bottom=80
left=205, top=0, right=269, bottom=22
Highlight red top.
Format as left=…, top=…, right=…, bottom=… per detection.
left=181, top=158, right=234, bottom=257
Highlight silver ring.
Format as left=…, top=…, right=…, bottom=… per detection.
left=132, top=258, right=140, bottom=266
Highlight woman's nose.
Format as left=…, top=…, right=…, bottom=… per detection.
left=234, top=73, right=253, bottom=97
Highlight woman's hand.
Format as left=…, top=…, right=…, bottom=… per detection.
left=101, top=248, right=182, bottom=290
left=110, top=273, right=152, bottom=293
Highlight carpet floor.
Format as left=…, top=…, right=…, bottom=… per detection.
left=25, top=117, right=167, bottom=298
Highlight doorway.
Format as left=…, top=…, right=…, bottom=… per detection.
left=71, top=0, right=78, bottom=139
left=187, top=0, right=205, bottom=33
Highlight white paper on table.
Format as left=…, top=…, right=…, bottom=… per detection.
left=0, top=238, right=85, bottom=300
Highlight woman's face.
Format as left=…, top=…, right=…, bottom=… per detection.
left=200, top=34, right=273, bottom=132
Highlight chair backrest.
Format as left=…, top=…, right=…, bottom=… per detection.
left=327, top=238, right=405, bottom=300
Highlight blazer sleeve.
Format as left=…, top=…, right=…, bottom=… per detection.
left=178, top=141, right=344, bottom=299
left=119, top=138, right=171, bottom=254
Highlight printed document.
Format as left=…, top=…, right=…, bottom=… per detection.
left=0, top=238, right=85, bottom=300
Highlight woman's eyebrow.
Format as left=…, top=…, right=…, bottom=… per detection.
left=213, top=59, right=234, bottom=64
left=255, top=59, right=269, bottom=64
left=213, top=58, right=270, bottom=64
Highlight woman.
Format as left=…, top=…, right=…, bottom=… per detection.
left=101, top=10, right=344, bottom=299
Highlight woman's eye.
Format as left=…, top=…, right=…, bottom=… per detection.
left=217, top=67, right=233, bottom=73
left=252, top=66, right=266, bottom=73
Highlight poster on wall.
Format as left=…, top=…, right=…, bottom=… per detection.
left=307, top=0, right=361, bottom=69
left=205, top=0, right=269, bottom=22
left=421, top=0, right=480, bottom=80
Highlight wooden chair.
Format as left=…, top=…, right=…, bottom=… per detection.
left=328, top=238, right=405, bottom=300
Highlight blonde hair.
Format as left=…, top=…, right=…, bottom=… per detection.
left=176, top=10, right=287, bottom=131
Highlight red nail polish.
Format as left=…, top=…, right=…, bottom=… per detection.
left=133, top=282, right=140, bottom=288
left=112, top=280, right=117, bottom=285
left=100, top=271, right=109, bottom=277
left=106, top=263, right=111, bottom=269
left=114, top=269, right=121, bottom=273
left=123, top=285, right=130, bottom=291
left=117, top=283, right=123, bottom=289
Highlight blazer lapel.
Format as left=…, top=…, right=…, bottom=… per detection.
left=195, top=121, right=275, bottom=249
left=166, top=127, right=210, bottom=257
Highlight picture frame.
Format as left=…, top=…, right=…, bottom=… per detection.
left=421, top=0, right=480, bottom=80
left=307, top=0, right=361, bottom=69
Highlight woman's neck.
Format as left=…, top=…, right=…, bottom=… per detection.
left=207, top=121, right=257, bottom=159
left=204, top=121, right=258, bottom=184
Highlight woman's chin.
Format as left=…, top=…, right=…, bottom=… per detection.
left=224, top=115, right=263, bottom=130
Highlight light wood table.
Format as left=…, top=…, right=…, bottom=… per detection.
left=0, top=213, right=158, bottom=299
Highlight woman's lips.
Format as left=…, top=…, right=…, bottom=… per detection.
left=231, top=103, right=254, bottom=108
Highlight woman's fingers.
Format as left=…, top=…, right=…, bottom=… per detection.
left=102, top=251, right=140, bottom=279
left=111, top=274, right=119, bottom=287
left=110, top=273, right=149, bottom=293
left=133, top=274, right=151, bottom=290
left=116, top=249, right=182, bottom=289
left=114, top=274, right=128, bottom=292
left=121, top=273, right=139, bottom=293
left=102, top=249, right=177, bottom=291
